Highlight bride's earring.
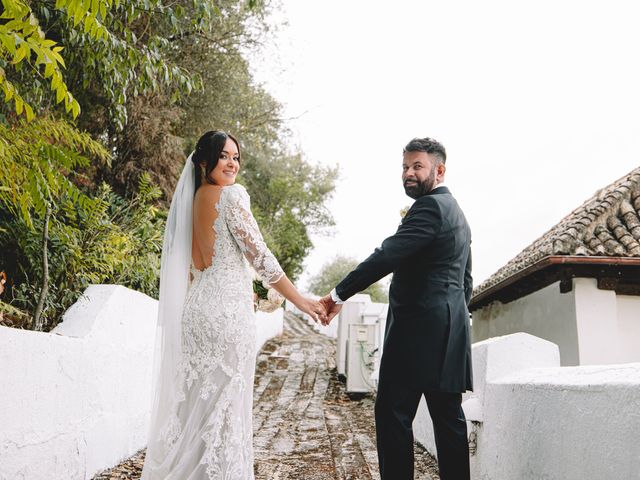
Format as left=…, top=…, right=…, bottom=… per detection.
left=199, top=163, right=207, bottom=184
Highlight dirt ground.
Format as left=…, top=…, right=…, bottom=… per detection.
left=93, top=313, right=439, bottom=480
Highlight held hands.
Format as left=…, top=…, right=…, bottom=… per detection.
left=297, top=298, right=328, bottom=325
left=295, top=294, right=342, bottom=326
left=319, top=294, right=342, bottom=326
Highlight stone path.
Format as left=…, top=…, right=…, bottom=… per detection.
left=93, top=312, right=439, bottom=480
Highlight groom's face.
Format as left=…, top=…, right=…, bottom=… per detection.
left=402, top=151, right=438, bottom=199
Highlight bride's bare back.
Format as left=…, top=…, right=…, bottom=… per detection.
left=191, top=184, right=223, bottom=271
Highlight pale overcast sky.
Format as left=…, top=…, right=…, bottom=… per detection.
left=252, top=0, right=640, bottom=289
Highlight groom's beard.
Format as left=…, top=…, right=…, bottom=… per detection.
left=403, top=169, right=437, bottom=199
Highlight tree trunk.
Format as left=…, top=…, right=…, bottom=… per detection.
left=33, top=204, right=51, bottom=331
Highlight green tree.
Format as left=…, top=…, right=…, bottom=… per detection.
left=0, top=0, right=337, bottom=327
left=98, top=0, right=284, bottom=200
left=170, top=4, right=338, bottom=280
left=0, top=117, right=110, bottom=227
left=1, top=0, right=205, bottom=124
left=0, top=0, right=81, bottom=120
left=241, top=153, right=337, bottom=281
left=0, top=0, right=273, bottom=328
left=308, top=255, right=389, bottom=303
left=0, top=116, right=111, bottom=328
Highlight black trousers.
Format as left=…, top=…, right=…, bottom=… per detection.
left=375, top=380, right=470, bottom=480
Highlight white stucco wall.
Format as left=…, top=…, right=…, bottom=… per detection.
left=473, top=281, right=579, bottom=365
left=480, top=363, right=640, bottom=480
left=413, top=332, right=640, bottom=480
left=475, top=278, right=640, bottom=366
left=0, top=284, right=284, bottom=480
left=574, top=277, right=640, bottom=365
left=618, top=294, right=640, bottom=360
left=0, top=285, right=157, bottom=480
left=255, top=308, right=284, bottom=350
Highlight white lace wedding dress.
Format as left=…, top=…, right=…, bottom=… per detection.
left=142, top=184, right=283, bottom=479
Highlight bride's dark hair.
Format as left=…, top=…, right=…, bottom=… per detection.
left=191, top=130, right=241, bottom=190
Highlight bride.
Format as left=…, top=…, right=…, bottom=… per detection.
left=141, top=131, right=326, bottom=479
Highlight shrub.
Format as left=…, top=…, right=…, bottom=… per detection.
left=0, top=175, right=165, bottom=331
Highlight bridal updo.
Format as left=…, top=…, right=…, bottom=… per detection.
left=191, top=130, right=241, bottom=190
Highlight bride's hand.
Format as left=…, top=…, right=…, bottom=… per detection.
left=297, top=298, right=327, bottom=324
left=268, top=275, right=328, bottom=323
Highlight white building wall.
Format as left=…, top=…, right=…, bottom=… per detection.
left=617, top=294, right=640, bottom=361
left=473, top=281, right=580, bottom=365
left=574, top=277, right=640, bottom=365
left=0, top=284, right=284, bottom=480
left=475, top=278, right=640, bottom=366
left=573, top=277, right=618, bottom=365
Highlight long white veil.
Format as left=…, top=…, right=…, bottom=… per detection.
left=143, top=155, right=194, bottom=472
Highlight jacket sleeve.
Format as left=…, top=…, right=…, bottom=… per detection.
left=464, top=248, right=473, bottom=307
left=225, top=185, right=285, bottom=285
left=335, top=196, right=442, bottom=301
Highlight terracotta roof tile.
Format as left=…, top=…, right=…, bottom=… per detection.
left=474, top=166, right=640, bottom=297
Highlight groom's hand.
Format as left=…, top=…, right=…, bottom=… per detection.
left=303, top=298, right=327, bottom=324
left=319, top=294, right=342, bottom=325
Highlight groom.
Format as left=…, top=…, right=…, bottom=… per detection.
left=320, top=137, right=473, bottom=480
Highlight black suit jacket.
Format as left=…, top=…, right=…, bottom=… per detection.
left=336, top=186, right=473, bottom=393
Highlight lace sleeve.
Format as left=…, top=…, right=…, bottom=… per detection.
left=224, top=185, right=285, bottom=285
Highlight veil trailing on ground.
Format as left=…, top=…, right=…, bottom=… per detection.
left=143, top=156, right=194, bottom=472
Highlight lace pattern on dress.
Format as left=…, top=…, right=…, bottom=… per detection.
left=153, top=184, right=280, bottom=479
left=224, top=185, right=285, bottom=286
left=201, top=375, right=253, bottom=480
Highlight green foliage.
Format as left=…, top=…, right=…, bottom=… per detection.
left=97, top=0, right=338, bottom=281
left=175, top=4, right=278, bottom=142
left=0, top=299, right=30, bottom=327
left=0, top=0, right=337, bottom=328
left=0, top=174, right=165, bottom=329
left=0, top=116, right=162, bottom=329
left=172, top=9, right=338, bottom=280
left=0, top=0, right=90, bottom=119
left=55, top=0, right=199, bottom=130
left=0, top=116, right=110, bottom=228
left=308, top=255, right=389, bottom=303
left=1, top=0, right=230, bottom=127
left=240, top=153, right=337, bottom=281
left=101, top=0, right=279, bottom=199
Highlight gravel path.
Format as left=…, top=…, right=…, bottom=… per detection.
left=93, top=312, right=439, bottom=480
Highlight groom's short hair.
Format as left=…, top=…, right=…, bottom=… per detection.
left=403, top=137, right=446, bottom=164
